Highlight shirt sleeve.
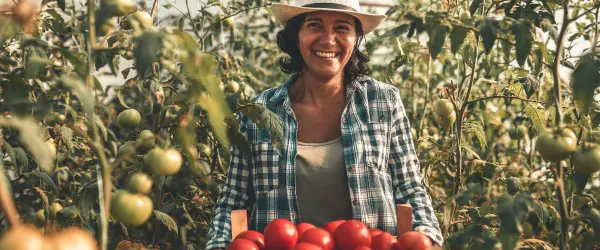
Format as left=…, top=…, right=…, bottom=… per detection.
left=387, top=88, right=444, bottom=247
left=204, top=115, right=253, bottom=249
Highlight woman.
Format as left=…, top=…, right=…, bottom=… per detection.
left=205, top=0, right=443, bottom=248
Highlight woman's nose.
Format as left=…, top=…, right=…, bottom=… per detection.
left=319, top=31, right=336, bottom=47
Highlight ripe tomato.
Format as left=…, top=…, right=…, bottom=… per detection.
left=354, top=247, right=372, bottom=250
left=296, top=223, right=316, bottom=236
left=228, top=238, right=260, bottom=250
left=322, top=220, right=345, bottom=235
left=333, top=220, right=371, bottom=250
left=294, top=242, right=323, bottom=250
left=264, top=218, right=298, bottom=250
left=369, top=228, right=383, bottom=237
left=234, top=230, right=265, bottom=249
left=371, top=232, right=397, bottom=250
left=298, top=228, right=334, bottom=250
left=395, top=232, right=432, bottom=250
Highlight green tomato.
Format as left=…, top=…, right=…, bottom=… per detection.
left=48, top=203, right=63, bottom=220
left=508, top=125, right=528, bottom=140
left=121, top=11, right=153, bottom=30
left=434, top=110, right=456, bottom=127
left=144, top=147, right=183, bottom=176
left=433, top=99, right=454, bottom=116
left=573, top=145, right=600, bottom=174
left=110, top=190, right=153, bottom=226
left=101, top=0, right=135, bottom=17
left=118, top=141, right=136, bottom=156
left=117, top=109, right=141, bottom=129
left=535, top=128, right=577, bottom=162
left=136, top=130, right=155, bottom=153
left=127, top=172, right=153, bottom=194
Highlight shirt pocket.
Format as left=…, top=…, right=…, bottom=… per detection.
left=360, top=121, right=390, bottom=172
left=250, top=141, right=280, bottom=194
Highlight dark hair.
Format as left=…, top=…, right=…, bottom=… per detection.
left=276, top=12, right=371, bottom=84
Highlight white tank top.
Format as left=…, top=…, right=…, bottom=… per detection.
left=295, top=137, right=353, bottom=227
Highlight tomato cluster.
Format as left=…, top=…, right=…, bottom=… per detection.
left=227, top=219, right=433, bottom=250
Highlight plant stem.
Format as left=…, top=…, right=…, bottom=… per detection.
left=453, top=34, right=479, bottom=196
left=86, top=0, right=110, bottom=249
left=552, top=0, right=571, bottom=248
left=417, top=55, right=432, bottom=140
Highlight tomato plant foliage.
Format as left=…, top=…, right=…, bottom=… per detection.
left=1, top=0, right=600, bottom=248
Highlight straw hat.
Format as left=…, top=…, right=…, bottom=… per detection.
left=270, top=0, right=387, bottom=34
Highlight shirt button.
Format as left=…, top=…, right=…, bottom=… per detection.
left=353, top=200, right=359, bottom=205
left=344, top=141, right=351, bottom=148
left=349, top=166, right=355, bottom=172
left=366, top=162, right=371, bottom=167
left=342, top=117, right=347, bottom=123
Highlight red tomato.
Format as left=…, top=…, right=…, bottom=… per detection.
left=294, top=242, right=324, bottom=250
left=264, top=218, right=298, bottom=250
left=333, top=220, right=371, bottom=250
left=298, top=228, right=335, bottom=250
left=369, top=228, right=383, bottom=237
left=234, top=230, right=265, bottom=249
left=322, top=220, right=345, bottom=235
left=395, top=232, right=432, bottom=250
left=354, top=247, right=372, bottom=250
left=371, top=232, right=397, bottom=250
left=297, top=223, right=316, bottom=236
left=227, top=238, right=260, bottom=250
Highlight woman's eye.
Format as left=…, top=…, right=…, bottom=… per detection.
left=307, top=23, right=320, bottom=28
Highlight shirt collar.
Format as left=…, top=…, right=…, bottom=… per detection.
left=267, top=74, right=369, bottom=104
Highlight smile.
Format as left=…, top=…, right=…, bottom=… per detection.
left=314, top=50, right=340, bottom=58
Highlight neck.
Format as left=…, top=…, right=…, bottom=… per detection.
left=290, top=71, right=345, bottom=105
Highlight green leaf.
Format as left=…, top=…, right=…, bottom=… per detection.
left=470, top=0, right=482, bottom=16
left=2, top=139, right=16, bottom=167
left=506, top=177, right=522, bottom=195
left=57, top=0, right=66, bottom=10
left=450, top=26, right=469, bottom=54
left=581, top=230, right=598, bottom=250
left=524, top=103, right=546, bottom=133
left=59, top=76, right=94, bottom=123
left=24, top=56, right=51, bottom=80
left=463, top=122, right=487, bottom=149
left=428, top=24, right=450, bottom=60
left=505, top=83, right=527, bottom=99
left=573, top=172, right=590, bottom=194
left=512, top=21, right=534, bottom=67
left=238, top=104, right=284, bottom=152
left=182, top=53, right=232, bottom=147
left=95, top=116, right=108, bottom=142
left=540, top=18, right=557, bottom=41
left=170, top=30, right=198, bottom=51
left=133, top=32, right=165, bottom=76
left=0, top=117, right=54, bottom=174
left=14, top=147, right=29, bottom=173
left=478, top=18, right=499, bottom=54
left=572, top=54, right=600, bottom=114
left=24, top=172, right=59, bottom=195
left=0, top=16, right=20, bottom=45
left=95, top=52, right=111, bottom=70
left=153, top=210, right=178, bottom=236
left=60, top=126, right=74, bottom=150
left=76, top=182, right=98, bottom=220
left=381, top=24, right=410, bottom=38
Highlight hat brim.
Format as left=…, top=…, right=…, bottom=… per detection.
left=270, top=3, right=387, bottom=34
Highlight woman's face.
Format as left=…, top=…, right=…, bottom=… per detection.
left=297, top=11, right=358, bottom=79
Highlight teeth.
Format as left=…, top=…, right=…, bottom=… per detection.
left=315, top=51, right=337, bottom=58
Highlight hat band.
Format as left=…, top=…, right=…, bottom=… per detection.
left=301, top=3, right=357, bottom=12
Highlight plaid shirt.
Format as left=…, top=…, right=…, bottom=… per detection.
left=205, top=74, right=443, bottom=249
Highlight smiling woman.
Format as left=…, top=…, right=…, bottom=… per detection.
left=204, top=0, right=444, bottom=249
